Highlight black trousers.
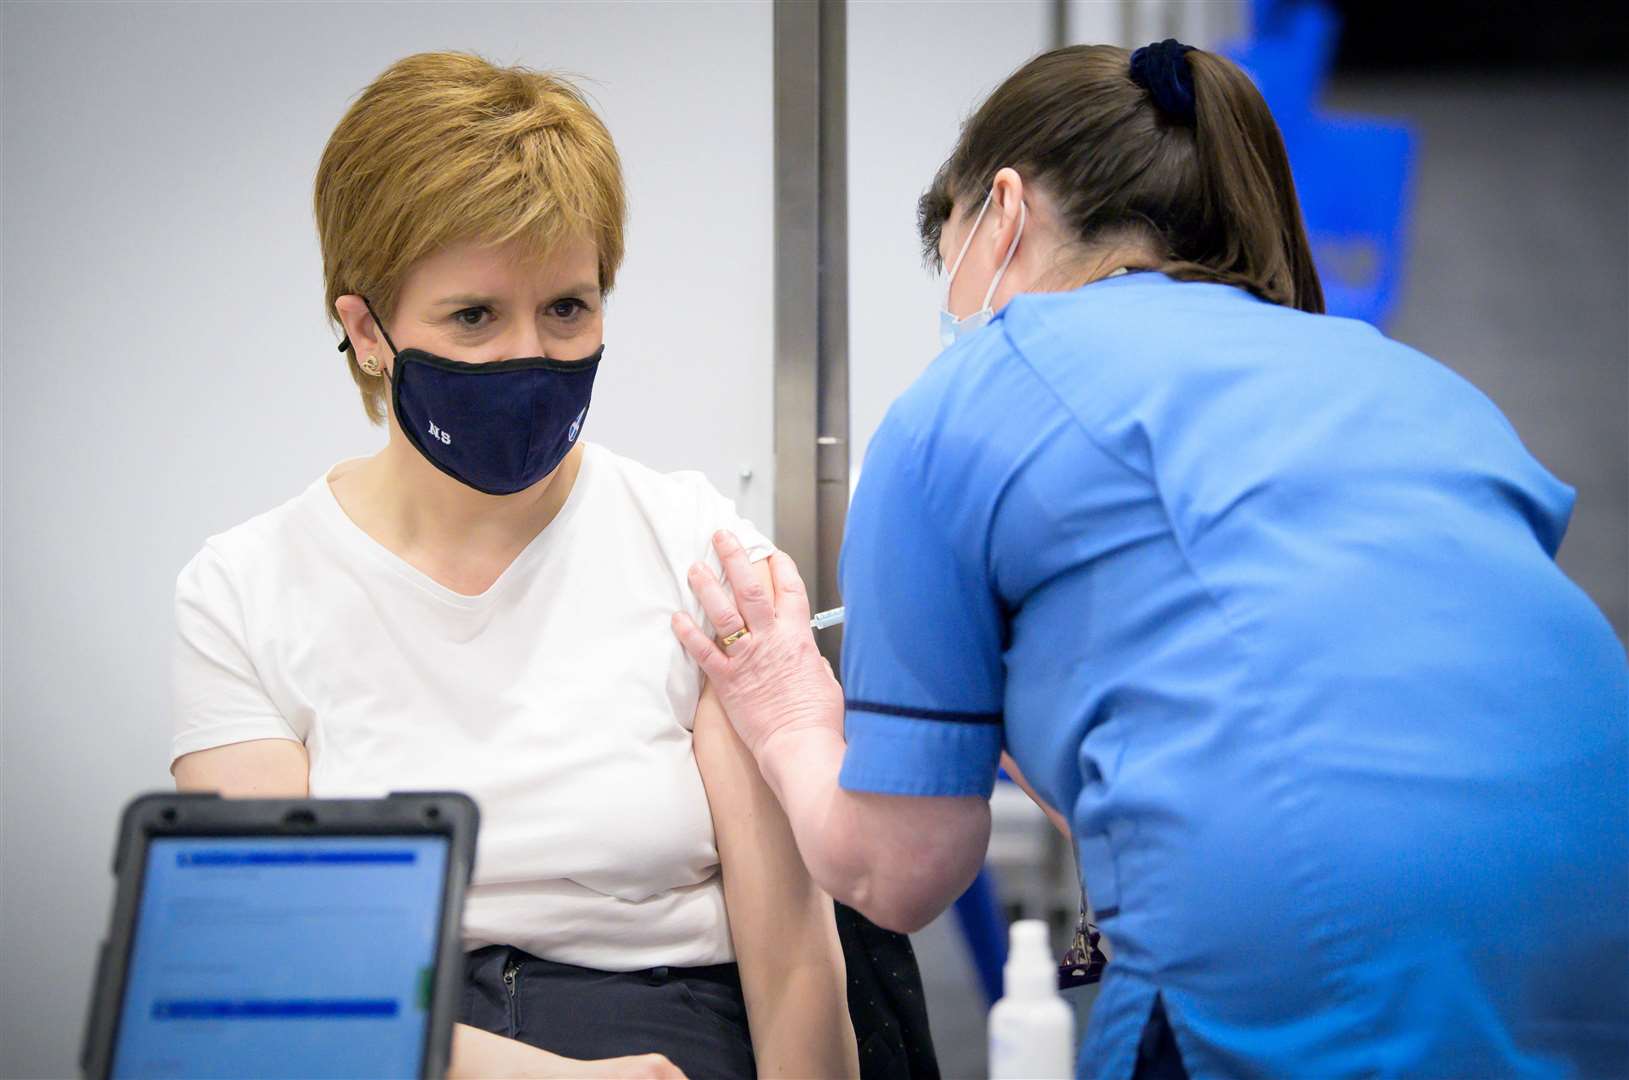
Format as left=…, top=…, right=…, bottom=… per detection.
left=461, top=903, right=941, bottom=1079
left=1132, top=996, right=1188, bottom=1080
left=461, top=945, right=756, bottom=1079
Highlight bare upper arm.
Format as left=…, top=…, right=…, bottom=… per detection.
left=692, top=670, right=829, bottom=941
left=172, top=738, right=310, bottom=798
left=693, top=679, right=859, bottom=1077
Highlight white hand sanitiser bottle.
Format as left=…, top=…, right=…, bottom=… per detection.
left=988, top=919, right=1075, bottom=1079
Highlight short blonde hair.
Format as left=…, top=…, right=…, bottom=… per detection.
left=315, top=51, right=626, bottom=423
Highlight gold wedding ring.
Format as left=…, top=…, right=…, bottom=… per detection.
left=720, top=627, right=751, bottom=648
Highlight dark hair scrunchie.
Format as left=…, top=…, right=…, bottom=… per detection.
left=1129, top=38, right=1198, bottom=125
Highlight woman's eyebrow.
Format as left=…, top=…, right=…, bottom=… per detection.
left=431, top=285, right=600, bottom=307
left=547, top=282, right=600, bottom=299
left=432, top=293, right=498, bottom=308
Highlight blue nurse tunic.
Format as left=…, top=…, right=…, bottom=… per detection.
left=837, top=273, right=1628, bottom=1077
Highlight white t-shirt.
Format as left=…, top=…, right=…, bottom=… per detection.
left=171, top=442, right=774, bottom=970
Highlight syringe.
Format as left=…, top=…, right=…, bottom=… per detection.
left=809, top=607, right=846, bottom=631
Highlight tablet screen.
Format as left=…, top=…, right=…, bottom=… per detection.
left=110, top=834, right=450, bottom=1079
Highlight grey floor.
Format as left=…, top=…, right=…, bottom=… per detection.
left=907, top=73, right=1629, bottom=1080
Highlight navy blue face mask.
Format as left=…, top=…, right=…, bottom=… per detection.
left=342, top=298, right=602, bottom=496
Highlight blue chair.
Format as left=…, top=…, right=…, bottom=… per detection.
left=951, top=765, right=1024, bottom=1005
left=1223, top=0, right=1416, bottom=330
left=1291, top=117, right=1414, bottom=328
left=952, top=864, right=1007, bottom=1005
left=1225, top=0, right=1340, bottom=128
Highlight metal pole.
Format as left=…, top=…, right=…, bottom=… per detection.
left=774, top=0, right=848, bottom=665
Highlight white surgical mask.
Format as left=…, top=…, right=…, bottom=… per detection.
left=939, top=189, right=1027, bottom=349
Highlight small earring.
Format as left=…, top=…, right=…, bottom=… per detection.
left=360, top=353, right=382, bottom=376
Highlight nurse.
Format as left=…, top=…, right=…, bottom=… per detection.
left=674, top=40, right=1629, bottom=1078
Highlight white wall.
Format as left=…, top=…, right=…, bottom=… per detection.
left=1113, top=0, right=1246, bottom=49
left=846, top=0, right=1053, bottom=478
left=0, top=3, right=772, bottom=1074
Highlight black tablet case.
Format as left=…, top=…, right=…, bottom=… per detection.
left=81, top=791, right=479, bottom=1080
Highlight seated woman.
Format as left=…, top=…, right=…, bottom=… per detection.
left=170, top=51, right=862, bottom=1080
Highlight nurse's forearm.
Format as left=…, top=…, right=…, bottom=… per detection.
left=755, top=727, right=991, bottom=934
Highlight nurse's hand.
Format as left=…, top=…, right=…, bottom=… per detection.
left=673, top=532, right=844, bottom=761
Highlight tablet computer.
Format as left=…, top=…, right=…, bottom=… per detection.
left=81, top=791, right=478, bottom=1080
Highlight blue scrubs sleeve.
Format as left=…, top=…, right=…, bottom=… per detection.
left=837, top=340, right=1017, bottom=799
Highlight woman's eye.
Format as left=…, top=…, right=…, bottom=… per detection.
left=549, top=298, right=587, bottom=319
left=453, top=307, right=490, bottom=328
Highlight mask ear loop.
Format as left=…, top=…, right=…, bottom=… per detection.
left=359, top=297, right=402, bottom=366
left=942, top=189, right=995, bottom=308
left=335, top=296, right=403, bottom=375
left=978, top=199, right=1027, bottom=312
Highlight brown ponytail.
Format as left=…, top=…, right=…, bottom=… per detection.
left=918, top=44, right=1325, bottom=314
